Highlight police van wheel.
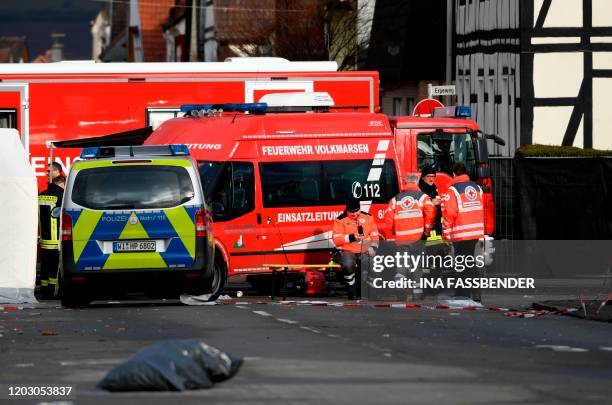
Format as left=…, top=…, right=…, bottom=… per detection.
left=60, top=279, right=91, bottom=308
left=205, top=257, right=227, bottom=301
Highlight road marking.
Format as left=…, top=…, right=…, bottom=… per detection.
left=300, top=326, right=321, bottom=334
left=535, top=345, right=589, bottom=353
left=363, top=343, right=392, bottom=353
left=276, top=318, right=299, bottom=324
left=60, top=358, right=125, bottom=366
left=14, top=363, right=34, bottom=368
left=252, top=310, right=272, bottom=317
left=600, top=347, right=612, bottom=352
left=236, top=305, right=249, bottom=309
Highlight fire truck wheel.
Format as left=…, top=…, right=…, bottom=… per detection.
left=205, top=256, right=227, bottom=301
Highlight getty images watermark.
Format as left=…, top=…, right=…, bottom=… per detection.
left=362, top=249, right=535, bottom=298
left=369, top=252, right=535, bottom=289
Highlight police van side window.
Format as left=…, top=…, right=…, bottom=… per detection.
left=198, top=161, right=255, bottom=221
left=260, top=160, right=399, bottom=208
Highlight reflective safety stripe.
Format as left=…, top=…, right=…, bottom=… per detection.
left=40, top=280, right=49, bottom=286
left=48, top=278, right=58, bottom=285
left=344, top=273, right=355, bottom=280
left=40, top=243, right=59, bottom=249
left=396, top=228, right=423, bottom=236
left=394, top=211, right=422, bottom=219
left=452, top=230, right=484, bottom=239
left=451, top=223, right=484, bottom=231
left=38, top=195, right=58, bottom=204
left=346, top=279, right=355, bottom=286
left=50, top=217, right=58, bottom=243
left=461, top=206, right=483, bottom=213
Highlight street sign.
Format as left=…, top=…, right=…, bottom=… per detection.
left=412, top=98, right=444, bottom=117
left=431, top=85, right=456, bottom=96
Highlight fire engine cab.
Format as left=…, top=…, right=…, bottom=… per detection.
left=141, top=99, right=500, bottom=296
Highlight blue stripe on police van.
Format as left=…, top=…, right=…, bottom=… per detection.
left=160, top=237, right=194, bottom=267
left=90, top=212, right=130, bottom=241
left=67, top=209, right=83, bottom=227
left=137, top=212, right=178, bottom=239
left=76, top=240, right=108, bottom=270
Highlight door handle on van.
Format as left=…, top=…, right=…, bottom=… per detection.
left=257, top=213, right=262, bottom=224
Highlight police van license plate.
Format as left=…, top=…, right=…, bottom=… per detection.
left=113, top=241, right=156, bottom=253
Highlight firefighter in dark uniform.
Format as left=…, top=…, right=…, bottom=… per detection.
left=38, top=174, right=65, bottom=299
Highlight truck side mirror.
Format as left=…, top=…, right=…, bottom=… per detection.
left=211, top=202, right=225, bottom=215
left=484, top=133, right=506, bottom=146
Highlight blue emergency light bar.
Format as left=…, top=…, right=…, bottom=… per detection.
left=180, top=104, right=213, bottom=113
left=432, top=105, right=472, bottom=119
left=80, top=144, right=190, bottom=159
left=180, top=103, right=268, bottom=115
left=455, top=106, right=471, bottom=118
left=81, top=147, right=100, bottom=159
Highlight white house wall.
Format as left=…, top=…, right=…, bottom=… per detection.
left=527, top=0, right=612, bottom=150
left=457, top=1, right=612, bottom=154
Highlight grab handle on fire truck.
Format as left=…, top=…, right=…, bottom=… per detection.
left=257, top=213, right=262, bottom=224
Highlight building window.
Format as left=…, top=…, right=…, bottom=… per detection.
left=392, top=98, right=402, bottom=115
left=406, top=98, right=415, bottom=116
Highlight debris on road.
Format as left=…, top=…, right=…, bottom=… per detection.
left=179, top=294, right=233, bottom=306
left=436, top=297, right=484, bottom=309
left=97, top=339, right=242, bottom=391
left=41, top=330, right=58, bottom=336
left=532, top=298, right=612, bottom=322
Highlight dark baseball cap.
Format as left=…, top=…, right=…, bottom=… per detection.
left=346, top=199, right=361, bottom=212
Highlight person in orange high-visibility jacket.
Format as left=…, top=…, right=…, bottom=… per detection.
left=332, top=199, right=379, bottom=300
left=385, top=176, right=436, bottom=243
left=384, top=173, right=435, bottom=300
left=442, top=162, right=485, bottom=301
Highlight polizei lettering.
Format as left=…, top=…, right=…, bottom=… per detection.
left=261, top=144, right=369, bottom=156
left=277, top=211, right=343, bottom=223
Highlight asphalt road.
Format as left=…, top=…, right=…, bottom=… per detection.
left=1, top=297, right=611, bottom=405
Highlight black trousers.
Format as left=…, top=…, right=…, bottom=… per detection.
left=336, top=250, right=372, bottom=298
left=39, top=248, right=59, bottom=298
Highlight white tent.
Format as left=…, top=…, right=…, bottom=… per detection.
left=0, top=129, right=38, bottom=303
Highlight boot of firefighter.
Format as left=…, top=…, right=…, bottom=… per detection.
left=344, top=272, right=358, bottom=300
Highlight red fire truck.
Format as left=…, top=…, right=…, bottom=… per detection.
left=0, top=58, right=378, bottom=189
left=139, top=102, right=501, bottom=295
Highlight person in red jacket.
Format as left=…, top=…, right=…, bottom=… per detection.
left=332, top=199, right=379, bottom=299
left=442, top=162, right=485, bottom=300
left=384, top=173, right=436, bottom=300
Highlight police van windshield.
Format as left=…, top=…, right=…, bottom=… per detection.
left=417, top=132, right=477, bottom=177
left=72, top=165, right=195, bottom=210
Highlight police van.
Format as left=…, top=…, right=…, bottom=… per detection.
left=57, top=145, right=215, bottom=307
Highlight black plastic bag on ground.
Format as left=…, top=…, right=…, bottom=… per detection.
left=97, top=339, right=242, bottom=391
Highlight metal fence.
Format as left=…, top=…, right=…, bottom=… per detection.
left=490, top=157, right=516, bottom=240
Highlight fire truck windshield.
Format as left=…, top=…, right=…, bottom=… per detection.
left=417, top=132, right=477, bottom=177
